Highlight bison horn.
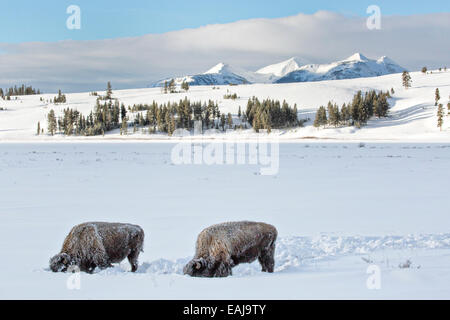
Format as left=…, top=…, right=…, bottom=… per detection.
left=195, top=261, right=202, bottom=269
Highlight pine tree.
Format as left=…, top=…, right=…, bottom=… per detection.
left=435, top=88, right=440, bottom=106
left=320, top=106, right=327, bottom=127
left=54, top=90, right=66, bottom=104
left=437, top=103, right=444, bottom=131
left=391, top=88, right=395, bottom=95
left=333, top=105, right=340, bottom=127
left=313, top=106, right=327, bottom=128
left=374, top=94, right=389, bottom=118
left=181, top=81, right=189, bottom=92
left=327, top=102, right=339, bottom=127
left=252, top=114, right=261, bottom=133
left=106, top=81, right=112, bottom=99
left=121, top=117, right=128, bottom=135
left=120, top=103, right=127, bottom=122
left=447, top=102, right=450, bottom=115
left=220, top=114, right=226, bottom=131
left=350, top=91, right=363, bottom=125
left=164, top=108, right=171, bottom=133
left=168, top=79, right=176, bottom=93
left=227, top=113, right=233, bottom=129
left=47, top=109, right=57, bottom=136
left=421, top=67, right=427, bottom=74
left=358, top=100, right=369, bottom=125
left=341, top=103, right=350, bottom=125
left=169, top=113, right=176, bottom=136
left=37, top=122, right=40, bottom=135
left=238, top=106, right=242, bottom=119
left=402, top=71, right=412, bottom=89
left=293, top=104, right=298, bottom=126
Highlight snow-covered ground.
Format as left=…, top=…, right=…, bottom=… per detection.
left=0, top=70, right=449, bottom=299
left=0, top=70, right=449, bottom=142
left=0, top=143, right=449, bottom=299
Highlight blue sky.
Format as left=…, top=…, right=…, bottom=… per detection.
left=1, top=0, right=449, bottom=43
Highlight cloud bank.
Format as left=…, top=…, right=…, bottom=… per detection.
left=0, top=11, right=448, bottom=92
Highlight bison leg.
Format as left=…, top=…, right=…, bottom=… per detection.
left=258, top=241, right=275, bottom=273
left=127, top=250, right=140, bottom=272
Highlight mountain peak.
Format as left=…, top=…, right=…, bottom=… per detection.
left=377, top=56, right=395, bottom=64
left=204, top=63, right=228, bottom=74
left=345, top=53, right=369, bottom=62
left=256, top=57, right=302, bottom=77
left=285, top=57, right=298, bottom=63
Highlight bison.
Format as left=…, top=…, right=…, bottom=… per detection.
left=183, top=221, right=277, bottom=277
left=49, top=222, right=144, bottom=273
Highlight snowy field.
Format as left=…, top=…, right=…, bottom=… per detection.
left=0, top=70, right=449, bottom=299
left=0, top=142, right=449, bottom=299
left=0, top=70, right=449, bottom=142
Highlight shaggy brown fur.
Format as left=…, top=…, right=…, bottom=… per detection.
left=49, top=222, right=144, bottom=273
left=183, top=221, right=277, bottom=277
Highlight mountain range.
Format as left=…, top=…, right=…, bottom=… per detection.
left=152, top=53, right=405, bottom=87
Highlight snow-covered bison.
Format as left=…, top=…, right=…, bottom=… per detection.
left=49, top=222, right=144, bottom=273
left=183, top=221, right=277, bottom=277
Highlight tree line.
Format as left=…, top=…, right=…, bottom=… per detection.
left=314, top=90, right=391, bottom=128
left=161, top=79, right=190, bottom=94
left=245, top=97, right=300, bottom=133
left=44, top=95, right=303, bottom=137
left=1, top=85, right=41, bottom=99
left=46, top=98, right=224, bottom=136
left=128, top=98, right=224, bottom=134
left=47, top=99, right=123, bottom=136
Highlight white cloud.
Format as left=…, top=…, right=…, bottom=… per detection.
left=0, top=11, right=448, bottom=92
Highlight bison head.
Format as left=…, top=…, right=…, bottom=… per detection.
left=49, top=253, right=73, bottom=272
left=183, top=258, right=232, bottom=277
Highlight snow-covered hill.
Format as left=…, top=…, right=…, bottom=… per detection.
left=1, top=69, right=449, bottom=142
left=152, top=53, right=405, bottom=86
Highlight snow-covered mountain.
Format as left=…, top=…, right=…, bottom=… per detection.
left=256, top=57, right=302, bottom=77
left=276, top=53, right=405, bottom=83
left=152, top=63, right=251, bottom=87
left=151, top=53, right=405, bottom=87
